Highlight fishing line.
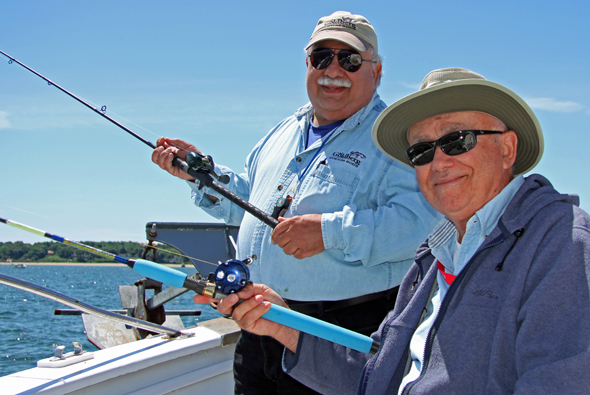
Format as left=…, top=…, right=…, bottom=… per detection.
left=1, top=50, right=156, bottom=149
left=142, top=243, right=218, bottom=267
left=0, top=204, right=218, bottom=268
left=72, top=96, right=161, bottom=140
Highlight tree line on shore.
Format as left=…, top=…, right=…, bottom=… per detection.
left=0, top=240, right=190, bottom=264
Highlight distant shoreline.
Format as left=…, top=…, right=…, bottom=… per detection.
left=0, top=262, right=186, bottom=268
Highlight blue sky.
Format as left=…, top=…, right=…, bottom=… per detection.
left=1, top=0, right=589, bottom=245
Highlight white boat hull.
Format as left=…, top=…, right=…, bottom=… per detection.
left=1, top=318, right=239, bottom=395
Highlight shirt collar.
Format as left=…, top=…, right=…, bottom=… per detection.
left=294, top=91, right=381, bottom=127
left=428, top=175, right=525, bottom=272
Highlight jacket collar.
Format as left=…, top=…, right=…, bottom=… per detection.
left=416, top=174, right=577, bottom=272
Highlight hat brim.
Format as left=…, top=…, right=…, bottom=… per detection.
left=372, top=79, right=544, bottom=175
left=305, top=31, right=370, bottom=53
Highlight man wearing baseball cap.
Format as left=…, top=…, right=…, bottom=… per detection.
left=216, top=68, right=590, bottom=394
left=152, top=11, right=439, bottom=394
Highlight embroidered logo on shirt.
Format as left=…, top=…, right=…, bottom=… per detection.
left=330, top=151, right=365, bottom=168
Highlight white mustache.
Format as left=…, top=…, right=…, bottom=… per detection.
left=317, top=76, right=352, bottom=88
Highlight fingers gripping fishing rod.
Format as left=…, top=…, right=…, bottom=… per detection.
left=0, top=50, right=278, bottom=229
left=1, top=217, right=379, bottom=354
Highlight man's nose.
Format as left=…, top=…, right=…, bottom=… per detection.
left=430, top=147, right=454, bottom=171
left=324, top=55, right=346, bottom=77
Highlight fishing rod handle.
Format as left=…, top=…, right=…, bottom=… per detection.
left=130, top=259, right=378, bottom=353
left=262, top=304, right=377, bottom=354
left=171, top=157, right=279, bottom=228
left=132, top=259, right=188, bottom=289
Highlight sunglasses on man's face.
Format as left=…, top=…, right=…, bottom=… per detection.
left=309, top=48, right=376, bottom=72
left=406, top=130, right=503, bottom=166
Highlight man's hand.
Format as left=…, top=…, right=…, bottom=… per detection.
left=271, top=214, right=325, bottom=259
left=151, top=137, right=202, bottom=181
left=193, top=284, right=300, bottom=352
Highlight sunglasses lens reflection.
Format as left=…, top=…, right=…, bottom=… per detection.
left=407, top=143, right=436, bottom=166
left=311, top=49, right=334, bottom=70
left=310, top=49, right=363, bottom=72
left=407, top=131, right=479, bottom=166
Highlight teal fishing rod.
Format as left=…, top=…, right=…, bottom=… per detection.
left=0, top=217, right=379, bottom=354
left=0, top=49, right=278, bottom=229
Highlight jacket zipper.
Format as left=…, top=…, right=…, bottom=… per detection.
left=401, top=235, right=507, bottom=394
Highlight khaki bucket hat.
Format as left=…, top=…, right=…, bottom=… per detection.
left=372, top=67, right=544, bottom=174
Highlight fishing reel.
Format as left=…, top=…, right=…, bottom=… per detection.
left=209, top=257, right=252, bottom=296
left=186, top=151, right=230, bottom=185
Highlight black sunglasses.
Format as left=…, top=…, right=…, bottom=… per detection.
left=309, top=48, right=376, bottom=72
left=406, top=130, right=503, bottom=166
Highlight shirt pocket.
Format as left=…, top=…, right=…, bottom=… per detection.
left=290, top=163, right=360, bottom=215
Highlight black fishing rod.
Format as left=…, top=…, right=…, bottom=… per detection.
left=0, top=50, right=278, bottom=229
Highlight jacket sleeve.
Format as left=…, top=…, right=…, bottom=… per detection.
left=281, top=326, right=384, bottom=394
left=513, top=209, right=590, bottom=394
left=322, top=161, right=441, bottom=267
left=280, top=259, right=439, bottom=394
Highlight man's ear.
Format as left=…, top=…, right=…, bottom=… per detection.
left=501, top=130, right=518, bottom=169
left=373, top=62, right=382, bottom=85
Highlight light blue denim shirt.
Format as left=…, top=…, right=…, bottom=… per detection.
left=399, top=175, right=525, bottom=393
left=188, top=93, right=441, bottom=301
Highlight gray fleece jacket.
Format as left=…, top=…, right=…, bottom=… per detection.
left=283, top=174, right=590, bottom=394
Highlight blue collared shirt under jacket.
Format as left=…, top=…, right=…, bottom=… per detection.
left=188, top=93, right=440, bottom=301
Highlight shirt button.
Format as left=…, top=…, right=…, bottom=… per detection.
left=277, top=185, right=283, bottom=191
left=296, top=157, right=302, bottom=162
left=252, top=254, right=257, bottom=260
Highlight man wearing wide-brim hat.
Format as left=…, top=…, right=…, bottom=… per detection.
left=215, top=67, right=590, bottom=394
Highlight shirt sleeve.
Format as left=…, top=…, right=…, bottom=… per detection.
left=321, top=161, right=441, bottom=267
left=187, top=163, right=251, bottom=226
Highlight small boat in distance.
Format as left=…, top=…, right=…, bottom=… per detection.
left=12, top=263, right=26, bottom=268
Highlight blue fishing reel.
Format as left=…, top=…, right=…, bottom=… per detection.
left=213, top=258, right=251, bottom=295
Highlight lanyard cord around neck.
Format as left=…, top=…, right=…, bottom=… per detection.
left=293, top=126, right=338, bottom=183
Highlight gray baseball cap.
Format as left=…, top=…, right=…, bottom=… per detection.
left=305, top=11, right=378, bottom=53
left=372, top=68, right=544, bottom=175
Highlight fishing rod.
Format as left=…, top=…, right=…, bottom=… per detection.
left=0, top=50, right=278, bottom=229
left=0, top=217, right=218, bottom=296
left=0, top=272, right=185, bottom=338
left=1, top=217, right=379, bottom=354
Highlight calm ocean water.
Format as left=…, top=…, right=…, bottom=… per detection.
left=0, top=264, right=222, bottom=377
